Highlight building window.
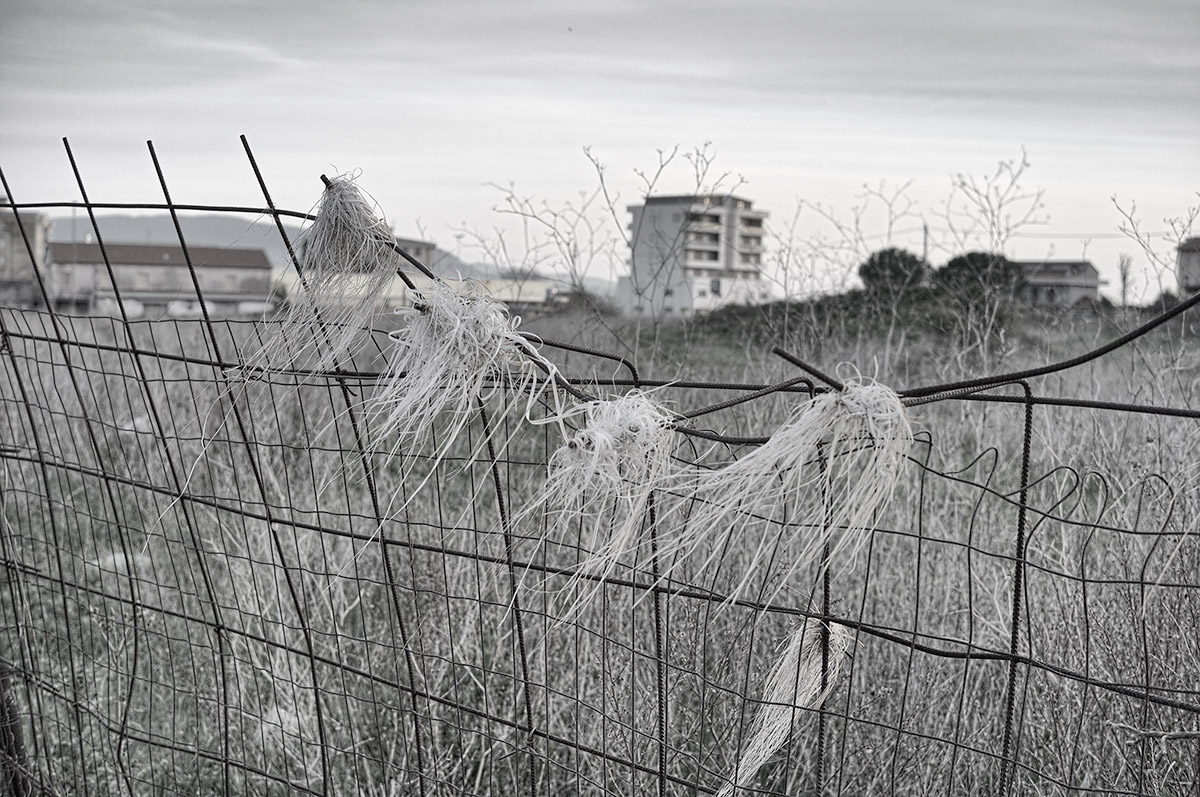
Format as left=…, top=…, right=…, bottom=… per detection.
left=711, top=278, right=721, bottom=297
left=664, top=288, right=674, bottom=297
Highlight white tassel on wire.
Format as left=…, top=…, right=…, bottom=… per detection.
left=369, top=278, right=564, bottom=477
left=258, top=174, right=399, bottom=375
left=186, top=175, right=398, bottom=504
left=717, top=618, right=849, bottom=797
left=664, top=379, right=913, bottom=607
left=514, top=390, right=680, bottom=615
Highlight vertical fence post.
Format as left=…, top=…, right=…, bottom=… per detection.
left=998, top=382, right=1034, bottom=794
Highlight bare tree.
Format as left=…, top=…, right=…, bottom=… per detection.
left=1112, top=193, right=1199, bottom=304
left=930, top=150, right=1047, bottom=369
left=1118, top=252, right=1133, bottom=308
left=455, top=143, right=744, bottom=365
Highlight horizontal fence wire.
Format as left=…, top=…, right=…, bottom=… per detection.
left=0, top=142, right=1198, bottom=797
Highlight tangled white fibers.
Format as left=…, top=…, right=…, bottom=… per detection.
left=179, top=175, right=401, bottom=520
left=513, top=390, right=680, bottom=618
left=369, top=278, right=564, bottom=490
left=717, top=618, right=849, bottom=797
left=663, top=379, right=913, bottom=608
left=257, top=174, right=399, bottom=374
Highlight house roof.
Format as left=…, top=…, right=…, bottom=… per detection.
left=1013, top=260, right=1099, bottom=276
left=394, top=236, right=436, bottom=250
left=48, top=242, right=270, bottom=270
left=640, top=194, right=756, bottom=208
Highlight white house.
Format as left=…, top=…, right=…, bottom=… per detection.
left=1013, top=259, right=1104, bottom=306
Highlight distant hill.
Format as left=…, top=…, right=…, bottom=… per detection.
left=48, top=212, right=614, bottom=296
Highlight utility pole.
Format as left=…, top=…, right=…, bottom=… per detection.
left=922, top=222, right=929, bottom=264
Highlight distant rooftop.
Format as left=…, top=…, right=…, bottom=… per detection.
left=48, top=242, right=270, bottom=270
left=394, top=236, right=435, bottom=249
left=1012, top=259, right=1099, bottom=275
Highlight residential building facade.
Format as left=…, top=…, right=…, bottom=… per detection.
left=46, top=242, right=273, bottom=317
left=274, top=271, right=560, bottom=315
left=394, top=236, right=437, bottom=269
left=1013, top=259, right=1103, bottom=306
left=1177, top=238, right=1200, bottom=296
left=615, top=194, right=772, bottom=318
left=0, top=202, right=51, bottom=306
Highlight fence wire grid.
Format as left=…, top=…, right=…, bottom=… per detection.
left=1, top=140, right=1198, bottom=797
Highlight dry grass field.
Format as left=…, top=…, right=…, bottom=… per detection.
left=1, top=294, right=1198, bottom=796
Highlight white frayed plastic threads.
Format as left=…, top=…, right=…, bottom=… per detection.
left=268, top=175, right=399, bottom=373
left=667, top=379, right=913, bottom=607
left=717, top=619, right=849, bottom=797
left=517, top=391, right=678, bottom=613
left=370, top=278, right=562, bottom=475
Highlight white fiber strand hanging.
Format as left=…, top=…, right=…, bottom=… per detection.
left=665, top=379, right=913, bottom=607
left=264, top=174, right=399, bottom=374
left=717, top=619, right=849, bottom=797
left=514, top=390, right=680, bottom=617
left=186, top=175, right=400, bottom=504
left=369, top=278, right=564, bottom=483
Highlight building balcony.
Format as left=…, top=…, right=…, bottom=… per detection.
left=686, top=220, right=722, bottom=234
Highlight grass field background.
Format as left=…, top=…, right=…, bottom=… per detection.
left=1, top=291, right=1198, bottom=796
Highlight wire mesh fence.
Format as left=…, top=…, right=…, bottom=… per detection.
left=1, top=141, right=1198, bottom=796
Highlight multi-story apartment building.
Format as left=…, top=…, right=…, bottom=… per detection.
left=615, top=194, right=772, bottom=318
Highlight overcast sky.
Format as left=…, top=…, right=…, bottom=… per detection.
left=2, top=0, right=1197, bottom=299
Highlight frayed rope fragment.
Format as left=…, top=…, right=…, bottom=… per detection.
left=369, top=278, right=565, bottom=482
left=717, top=618, right=849, bottom=797
left=256, top=174, right=399, bottom=374
left=514, top=390, right=680, bottom=618
left=662, top=379, right=913, bottom=608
